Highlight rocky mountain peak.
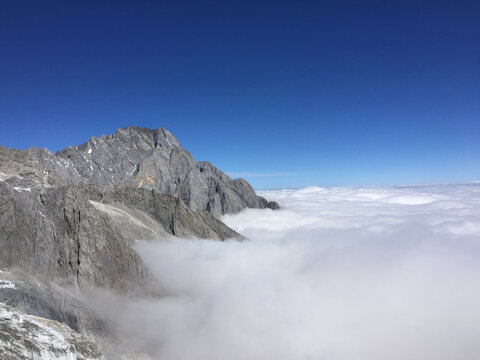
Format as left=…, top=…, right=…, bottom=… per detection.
left=0, top=125, right=279, bottom=359
left=3, top=126, right=278, bottom=216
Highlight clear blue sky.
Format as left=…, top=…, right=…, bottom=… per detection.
left=1, top=1, right=479, bottom=188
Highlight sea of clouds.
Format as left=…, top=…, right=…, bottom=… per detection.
left=108, top=183, right=480, bottom=359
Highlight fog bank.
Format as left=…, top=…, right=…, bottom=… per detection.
left=114, top=184, right=480, bottom=359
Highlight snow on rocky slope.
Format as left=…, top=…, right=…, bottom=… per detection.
left=0, top=302, right=105, bottom=360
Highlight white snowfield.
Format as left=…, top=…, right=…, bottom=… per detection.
left=0, top=303, right=105, bottom=360
left=0, top=280, right=17, bottom=289
left=12, top=186, right=32, bottom=192
left=128, top=183, right=480, bottom=360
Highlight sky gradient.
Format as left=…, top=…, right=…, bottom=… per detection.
left=1, top=1, right=479, bottom=188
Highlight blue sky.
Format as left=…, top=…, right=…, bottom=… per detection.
left=1, top=1, right=479, bottom=188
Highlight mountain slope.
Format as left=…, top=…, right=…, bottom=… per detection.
left=0, top=302, right=106, bottom=360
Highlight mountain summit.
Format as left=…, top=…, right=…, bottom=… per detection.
left=2, top=126, right=279, bottom=217
left=0, top=126, right=279, bottom=359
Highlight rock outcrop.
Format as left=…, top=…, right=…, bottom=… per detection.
left=0, top=301, right=106, bottom=360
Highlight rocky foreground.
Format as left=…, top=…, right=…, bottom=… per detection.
left=0, top=126, right=279, bottom=359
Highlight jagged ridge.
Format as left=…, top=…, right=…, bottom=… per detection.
left=0, top=126, right=279, bottom=217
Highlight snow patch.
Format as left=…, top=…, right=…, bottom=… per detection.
left=0, top=280, right=16, bottom=289
left=13, top=186, right=31, bottom=192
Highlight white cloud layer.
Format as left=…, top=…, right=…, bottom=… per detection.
left=107, top=183, right=480, bottom=359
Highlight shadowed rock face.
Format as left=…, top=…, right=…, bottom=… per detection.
left=0, top=181, right=159, bottom=295
left=0, top=126, right=279, bottom=216
left=91, top=186, right=243, bottom=241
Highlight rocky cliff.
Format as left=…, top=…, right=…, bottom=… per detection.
left=0, top=126, right=278, bottom=359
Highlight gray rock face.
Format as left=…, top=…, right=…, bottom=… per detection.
left=93, top=186, right=243, bottom=241
left=1, top=126, right=279, bottom=216
left=0, top=181, right=159, bottom=295
left=61, top=126, right=279, bottom=215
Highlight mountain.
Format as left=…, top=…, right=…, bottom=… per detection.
left=0, top=126, right=279, bottom=359
left=0, top=126, right=279, bottom=217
